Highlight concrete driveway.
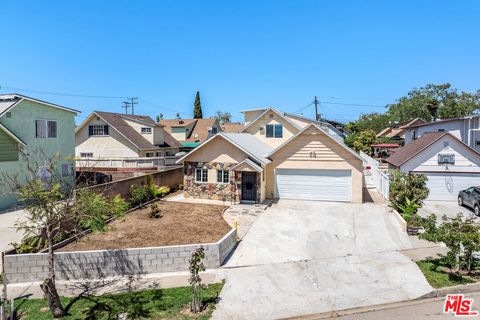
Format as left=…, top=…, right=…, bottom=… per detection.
left=0, top=209, right=27, bottom=266
left=212, top=200, right=432, bottom=320
left=419, top=201, right=478, bottom=221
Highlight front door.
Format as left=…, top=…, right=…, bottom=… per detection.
left=241, top=172, right=257, bottom=202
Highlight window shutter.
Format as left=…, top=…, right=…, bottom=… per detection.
left=48, top=121, right=57, bottom=138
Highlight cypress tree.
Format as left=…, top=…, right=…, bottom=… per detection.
left=193, top=91, right=203, bottom=119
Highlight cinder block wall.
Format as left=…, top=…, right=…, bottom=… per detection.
left=4, top=229, right=236, bottom=284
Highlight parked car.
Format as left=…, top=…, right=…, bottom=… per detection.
left=458, top=186, right=480, bottom=216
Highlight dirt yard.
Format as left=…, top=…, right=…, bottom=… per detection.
left=60, top=200, right=230, bottom=252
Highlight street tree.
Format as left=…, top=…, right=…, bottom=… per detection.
left=214, top=111, right=232, bottom=124
left=193, top=91, right=203, bottom=119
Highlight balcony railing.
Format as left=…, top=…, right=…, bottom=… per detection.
left=76, top=156, right=181, bottom=169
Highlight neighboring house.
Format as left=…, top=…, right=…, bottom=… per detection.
left=0, top=94, right=79, bottom=210
left=76, top=111, right=180, bottom=159
left=240, top=108, right=346, bottom=148
left=376, top=118, right=425, bottom=142
left=403, top=115, right=480, bottom=152
left=221, top=122, right=244, bottom=133
left=159, top=118, right=222, bottom=150
left=177, top=117, right=364, bottom=204
left=386, top=132, right=480, bottom=201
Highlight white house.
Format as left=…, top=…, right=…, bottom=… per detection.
left=76, top=111, right=180, bottom=160
left=403, top=115, right=480, bottom=152
left=386, top=132, right=480, bottom=201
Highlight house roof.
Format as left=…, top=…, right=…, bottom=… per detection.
left=403, top=116, right=479, bottom=129
left=376, top=118, right=425, bottom=138
left=385, top=132, right=448, bottom=167
left=240, top=108, right=302, bottom=133
left=0, top=123, right=26, bottom=146
left=230, top=158, right=263, bottom=172
left=186, top=118, right=218, bottom=142
left=221, top=122, right=244, bottom=133
left=0, top=93, right=80, bottom=116
left=371, top=143, right=400, bottom=148
left=267, top=122, right=364, bottom=162
left=78, top=111, right=180, bottom=150
left=176, top=132, right=273, bottom=166
left=158, top=119, right=197, bottom=128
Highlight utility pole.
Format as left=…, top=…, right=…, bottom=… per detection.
left=314, top=96, right=320, bottom=121
left=122, top=101, right=130, bottom=114
left=128, top=97, right=138, bottom=115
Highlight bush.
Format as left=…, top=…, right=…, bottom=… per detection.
left=76, top=189, right=111, bottom=232
left=129, top=184, right=151, bottom=207
left=157, top=186, right=170, bottom=197
left=389, top=170, right=429, bottom=206
left=111, top=195, right=129, bottom=217
left=394, top=197, right=421, bottom=215
left=148, top=203, right=162, bottom=219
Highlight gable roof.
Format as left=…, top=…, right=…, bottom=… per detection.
left=266, top=122, right=364, bottom=162
left=385, top=132, right=455, bottom=167
left=230, top=158, right=263, bottom=172
left=186, top=118, right=218, bottom=142
left=158, top=119, right=197, bottom=128
left=0, top=123, right=26, bottom=146
left=240, top=108, right=302, bottom=133
left=77, top=111, right=180, bottom=150
left=403, top=115, right=479, bottom=129
left=221, top=122, right=244, bottom=133
left=176, top=132, right=273, bottom=166
left=377, top=118, right=425, bottom=138
left=0, top=93, right=80, bottom=117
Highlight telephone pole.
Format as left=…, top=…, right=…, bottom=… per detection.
left=314, top=96, right=320, bottom=121
left=122, top=97, right=138, bottom=115
left=122, top=101, right=130, bottom=114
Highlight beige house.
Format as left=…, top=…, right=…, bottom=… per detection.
left=159, top=118, right=222, bottom=150
left=177, top=109, right=363, bottom=203
left=76, top=111, right=180, bottom=159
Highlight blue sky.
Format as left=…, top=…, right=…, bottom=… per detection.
left=1, top=0, right=479, bottom=124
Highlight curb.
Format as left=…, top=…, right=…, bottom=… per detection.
left=419, top=282, right=480, bottom=299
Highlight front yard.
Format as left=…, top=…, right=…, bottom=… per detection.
left=60, top=201, right=229, bottom=252
left=416, top=259, right=480, bottom=288
left=10, top=283, right=224, bottom=320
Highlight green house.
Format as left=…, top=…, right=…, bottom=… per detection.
left=0, top=94, right=79, bottom=210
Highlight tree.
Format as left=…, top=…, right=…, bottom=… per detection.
left=189, top=247, right=205, bottom=313
left=176, top=112, right=181, bottom=119
left=193, top=91, right=203, bottom=119
left=389, top=170, right=429, bottom=205
left=352, top=129, right=377, bottom=154
left=0, top=149, right=125, bottom=318
left=156, top=114, right=163, bottom=122
left=214, top=111, right=232, bottom=124
left=354, top=112, right=391, bottom=134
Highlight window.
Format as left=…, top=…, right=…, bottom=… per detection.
left=211, top=127, right=218, bottom=134
left=195, top=168, right=208, bottom=182
left=266, top=124, right=283, bottom=138
left=438, top=128, right=445, bottom=132
left=145, top=152, right=154, bottom=157
left=166, top=151, right=175, bottom=156
left=62, top=163, right=73, bottom=177
left=156, top=152, right=162, bottom=157
left=36, top=120, right=57, bottom=138
left=89, top=125, right=109, bottom=136
left=141, top=127, right=152, bottom=134
left=438, top=153, right=455, bottom=164
left=217, top=170, right=229, bottom=183
left=412, top=130, right=417, bottom=140
left=80, top=152, right=93, bottom=157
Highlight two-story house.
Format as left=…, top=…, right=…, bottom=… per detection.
left=0, top=94, right=79, bottom=210
left=159, top=118, right=222, bottom=150
left=177, top=108, right=363, bottom=204
left=75, top=111, right=180, bottom=161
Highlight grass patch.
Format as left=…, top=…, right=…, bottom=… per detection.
left=10, top=282, right=224, bottom=320
left=416, top=260, right=477, bottom=288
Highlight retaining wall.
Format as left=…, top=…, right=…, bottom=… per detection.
left=4, top=228, right=236, bottom=284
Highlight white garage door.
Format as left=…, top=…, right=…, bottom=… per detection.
left=424, top=172, right=480, bottom=201
left=275, top=169, right=352, bottom=202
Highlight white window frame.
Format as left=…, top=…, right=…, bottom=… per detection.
left=141, top=127, right=152, bottom=134
left=80, top=152, right=93, bottom=158
left=88, top=125, right=109, bottom=136
left=145, top=152, right=154, bottom=157
left=438, top=153, right=455, bottom=165
left=266, top=124, right=283, bottom=138
left=35, top=119, right=57, bottom=138
left=217, top=170, right=229, bottom=184
left=195, top=168, right=208, bottom=183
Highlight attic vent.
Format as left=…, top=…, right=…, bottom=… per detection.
left=96, top=116, right=100, bottom=121
left=269, top=113, right=274, bottom=119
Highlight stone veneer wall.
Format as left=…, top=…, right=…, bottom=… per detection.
left=3, top=229, right=237, bottom=284
left=183, top=161, right=242, bottom=202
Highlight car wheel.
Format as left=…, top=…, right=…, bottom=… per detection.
left=458, top=196, right=463, bottom=206
left=475, top=205, right=480, bottom=217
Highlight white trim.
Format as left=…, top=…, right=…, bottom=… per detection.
left=176, top=133, right=271, bottom=165
left=240, top=108, right=301, bottom=133
left=194, top=168, right=208, bottom=183
left=0, top=94, right=80, bottom=116
left=266, top=122, right=364, bottom=162
left=239, top=108, right=269, bottom=113
left=0, top=123, right=26, bottom=146
left=120, top=114, right=163, bottom=127
left=231, top=158, right=263, bottom=173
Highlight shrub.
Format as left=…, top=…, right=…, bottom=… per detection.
left=111, top=195, right=129, bottom=217
left=146, top=175, right=159, bottom=198
left=389, top=170, right=429, bottom=206
left=75, top=189, right=111, bottom=232
left=394, top=197, right=421, bottom=215
left=157, top=186, right=170, bottom=197
left=148, top=203, right=162, bottom=219
left=129, top=184, right=151, bottom=207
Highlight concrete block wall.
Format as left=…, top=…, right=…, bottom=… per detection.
left=4, top=228, right=236, bottom=284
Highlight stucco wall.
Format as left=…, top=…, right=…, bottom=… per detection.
left=183, top=135, right=248, bottom=163
left=3, top=228, right=237, bottom=284
left=0, top=100, right=76, bottom=209
left=243, top=110, right=299, bottom=148
left=266, top=126, right=363, bottom=203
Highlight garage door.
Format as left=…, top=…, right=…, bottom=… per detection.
left=275, top=169, right=352, bottom=202
left=424, top=172, right=480, bottom=201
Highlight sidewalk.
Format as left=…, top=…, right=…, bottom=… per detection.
left=0, top=208, right=27, bottom=270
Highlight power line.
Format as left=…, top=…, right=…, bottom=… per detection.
left=320, top=101, right=386, bottom=108
left=0, top=85, right=128, bottom=99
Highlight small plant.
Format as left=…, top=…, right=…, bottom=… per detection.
left=189, top=247, right=206, bottom=313
left=12, top=235, right=45, bottom=254
left=157, top=186, right=170, bottom=197
left=148, top=203, right=162, bottom=219
left=394, top=197, right=421, bottom=215
left=146, top=175, right=160, bottom=198
left=129, top=184, right=150, bottom=207
left=111, top=195, right=129, bottom=217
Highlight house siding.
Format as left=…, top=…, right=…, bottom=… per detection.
left=266, top=126, right=363, bottom=203
left=0, top=99, right=76, bottom=209
left=0, top=130, right=19, bottom=161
